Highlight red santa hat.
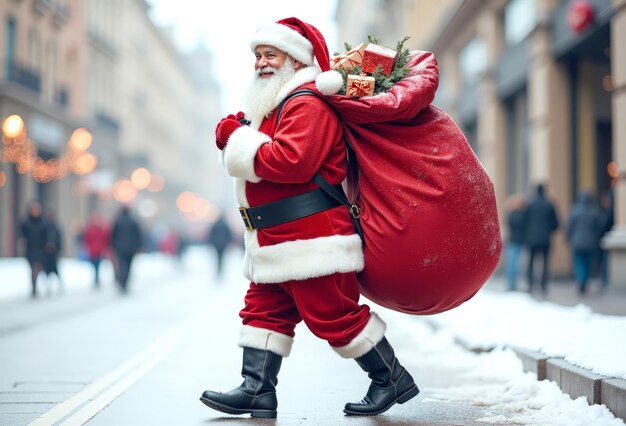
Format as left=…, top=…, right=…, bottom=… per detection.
left=250, top=17, right=343, bottom=96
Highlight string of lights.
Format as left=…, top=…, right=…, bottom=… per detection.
left=1, top=114, right=97, bottom=183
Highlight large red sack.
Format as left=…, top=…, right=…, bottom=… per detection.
left=325, top=51, right=502, bottom=315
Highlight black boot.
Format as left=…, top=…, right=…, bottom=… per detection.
left=200, top=347, right=282, bottom=418
left=344, top=337, right=419, bottom=416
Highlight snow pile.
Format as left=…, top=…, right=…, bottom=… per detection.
left=382, top=310, right=625, bottom=426
left=423, top=289, right=626, bottom=380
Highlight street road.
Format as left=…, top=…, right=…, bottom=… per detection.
left=0, top=248, right=546, bottom=425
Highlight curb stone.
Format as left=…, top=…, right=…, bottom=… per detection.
left=423, top=319, right=625, bottom=423
left=602, top=379, right=626, bottom=421
left=546, top=358, right=606, bottom=404
left=510, top=346, right=548, bottom=380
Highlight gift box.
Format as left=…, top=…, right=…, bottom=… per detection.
left=362, top=44, right=397, bottom=76
left=331, top=43, right=367, bottom=71
left=346, top=74, right=375, bottom=97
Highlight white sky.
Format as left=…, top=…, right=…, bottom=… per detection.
left=1, top=250, right=625, bottom=425
left=147, top=0, right=339, bottom=113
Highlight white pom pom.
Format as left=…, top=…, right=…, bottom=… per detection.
left=316, top=70, right=343, bottom=95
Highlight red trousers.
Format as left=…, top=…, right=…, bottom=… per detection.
left=240, top=272, right=371, bottom=348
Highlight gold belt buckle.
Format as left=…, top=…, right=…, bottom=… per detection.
left=349, top=204, right=360, bottom=219
left=239, top=207, right=253, bottom=231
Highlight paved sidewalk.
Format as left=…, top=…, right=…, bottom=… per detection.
left=484, top=274, right=626, bottom=316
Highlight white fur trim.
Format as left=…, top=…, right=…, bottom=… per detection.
left=224, top=126, right=271, bottom=183
left=251, top=23, right=314, bottom=66
left=238, top=325, right=294, bottom=357
left=241, top=229, right=255, bottom=281
left=275, top=66, right=321, bottom=104
left=243, top=232, right=364, bottom=283
left=234, top=178, right=248, bottom=207
left=316, top=70, right=343, bottom=95
left=332, top=313, right=387, bottom=359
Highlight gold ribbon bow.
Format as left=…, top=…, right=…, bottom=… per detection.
left=347, top=79, right=372, bottom=97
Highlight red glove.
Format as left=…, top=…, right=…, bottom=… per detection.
left=215, top=112, right=247, bottom=150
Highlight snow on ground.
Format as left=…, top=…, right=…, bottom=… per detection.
left=1, top=249, right=625, bottom=425
left=422, top=289, right=626, bottom=380
left=380, top=310, right=625, bottom=425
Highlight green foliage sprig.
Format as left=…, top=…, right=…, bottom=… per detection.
left=333, top=35, right=411, bottom=96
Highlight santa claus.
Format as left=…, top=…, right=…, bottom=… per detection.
left=200, top=17, right=419, bottom=418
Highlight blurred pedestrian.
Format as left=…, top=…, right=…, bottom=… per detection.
left=200, top=17, right=418, bottom=419
left=504, top=194, right=526, bottom=291
left=83, top=213, right=110, bottom=289
left=19, top=201, right=47, bottom=298
left=110, top=206, right=143, bottom=294
left=206, top=214, right=233, bottom=279
left=597, top=190, right=614, bottom=289
left=160, top=227, right=180, bottom=257
left=523, top=184, right=559, bottom=293
left=566, top=190, right=602, bottom=295
left=43, top=210, right=64, bottom=294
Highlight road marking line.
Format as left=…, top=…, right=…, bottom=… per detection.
left=28, top=312, right=200, bottom=426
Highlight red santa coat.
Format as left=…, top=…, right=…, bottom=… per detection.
left=223, top=66, right=363, bottom=284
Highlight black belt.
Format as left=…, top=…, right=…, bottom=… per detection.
left=239, top=184, right=344, bottom=231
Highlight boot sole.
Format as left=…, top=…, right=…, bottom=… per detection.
left=199, top=396, right=277, bottom=418
left=343, top=385, right=420, bottom=416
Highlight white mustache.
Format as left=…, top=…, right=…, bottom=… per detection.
left=257, top=66, right=278, bottom=76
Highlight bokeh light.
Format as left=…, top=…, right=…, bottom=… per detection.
left=113, top=179, right=137, bottom=203
left=176, top=191, right=196, bottom=213
left=69, top=128, right=93, bottom=151
left=607, top=161, right=618, bottom=179
left=147, top=174, right=165, bottom=192
left=2, top=114, right=25, bottom=138
left=138, top=198, right=158, bottom=218
left=192, top=197, right=213, bottom=219
left=131, top=167, right=151, bottom=189
left=73, top=152, right=98, bottom=175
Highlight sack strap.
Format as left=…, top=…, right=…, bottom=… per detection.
left=312, top=174, right=364, bottom=243
left=275, top=89, right=318, bottom=126
left=275, top=89, right=364, bottom=245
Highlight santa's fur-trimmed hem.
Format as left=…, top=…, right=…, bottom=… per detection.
left=238, top=325, right=294, bottom=357
left=332, top=312, right=387, bottom=359
left=244, top=233, right=364, bottom=283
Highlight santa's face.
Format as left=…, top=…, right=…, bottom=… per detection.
left=246, top=46, right=298, bottom=125
left=254, top=45, right=289, bottom=78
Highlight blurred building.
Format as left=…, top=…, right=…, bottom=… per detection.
left=0, top=0, right=222, bottom=257
left=114, top=0, right=215, bottom=231
left=336, top=0, right=625, bottom=285
left=0, top=0, right=88, bottom=256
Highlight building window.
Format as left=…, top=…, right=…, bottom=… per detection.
left=5, top=18, right=17, bottom=78
left=45, top=40, right=57, bottom=102
left=459, top=37, right=486, bottom=86
left=505, top=91, right=529, bottom=195
left=504, top=0, right=536, bottom=45
left=28, top=29, right=42, bottom=71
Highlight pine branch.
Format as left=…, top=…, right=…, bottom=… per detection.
left=367, top=35, right=381, bottom=45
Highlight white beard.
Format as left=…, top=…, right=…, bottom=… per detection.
left=245, top=57, right=296, bottom=128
